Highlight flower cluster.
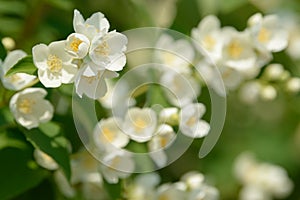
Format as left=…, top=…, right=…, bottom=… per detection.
left=32, top=9, right=127, bottom=99
left=234, top=152, right=294, bottom=200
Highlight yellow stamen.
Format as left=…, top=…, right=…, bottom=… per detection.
left=228, top=41, right=243, bottom=59
left=95, top=41, right=110, bottom=56
left=134, top=118, right=147, bottom=132
left=47, top=55, right=62, bottom=73
left=9, top=74, right=21, bottom=83
left=18, top=98, right=35, bottom=114
left=203, top=35, right=216, bottom=50
left=70, top=38, right=83, bottom=52
left=258, top=28, right=270, bottom=43
left=186, top=116, right=197, bottom=126
left=102, top=127, right=115, bottom=142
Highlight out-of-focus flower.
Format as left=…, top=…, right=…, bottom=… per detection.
left=100, top=150, right=135, bottom=184
left=54, top=170, right=76, bottom=198
left=155, top=34, right=194, bottom=74
left=286, top=77, right=300, bottom=93
left=192, top=15, right=223, bottom=62
left=188, top=185, right=220, bottom=200
left=263, top=63, right=284, bottom=81
left=239, top=81, right=261, bottom=104
left=0, top=50, right=36, bottom=91
left=32, top=41, right=78, bottom=88
left=234, top=152, right=294, bottom=200
left=248, top=13, right=288, bottom=53
left=148, top=124, right=175, bottom=167
left=1, top=37, right=15, bottom=50
left=156, top=183, right=187, bottom=200
left=239, top=185, right=271, bottom=200
left=34, top=149, right=58, bottom=170
left=89, top=31, right=127, bottom=72
left=93, top=117, right=129, bottom=151
left=159, top=107, right=179, bottom=126
left=9, top=88, right=53, bottom=129
left=73, top=9, right=109, bottom=40
left=260, top=85, right=277, bottom=101
left=160, top=71, right=200, bottom=107
left=123, top=107, right=157, bottom=143
left=179, top=103, right=210, bottom=138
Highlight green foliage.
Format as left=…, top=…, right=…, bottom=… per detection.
left=5, top=55, right=37, bottom=76
left=24, top=122, right=71, bottom=180
left=0, top=38, right=6, bottom=60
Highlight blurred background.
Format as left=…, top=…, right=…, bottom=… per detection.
left=0, top=0, right=300, bottom=199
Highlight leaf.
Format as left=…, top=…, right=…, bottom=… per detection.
left=0, top=129, right=47, bottom=200
left=5, top=55, right=37, bottom=77
left=0, top=38, right=6, bottom=60
left=24, top=122, right=71, bottom=180
left=45, top=0, right=74, bottom=11
left=102, top=178, right=122, bottom=200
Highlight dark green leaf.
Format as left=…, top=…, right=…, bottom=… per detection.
left=0, top=38, right=6, bottom=60
left=5, top=55, right=37, bottom=77
left=103, top=178, right=122, bottom=200
left=24, top=122, right=71, bottom=180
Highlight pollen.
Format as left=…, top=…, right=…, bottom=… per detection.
left=70, top=38, right=83, bottom=52
left=228, top=41, right=243, bottom=59
left=203, top=35, right=216, bottom=50
left=102, top=127, right=115, bottom=142
left=186, top=116, right=197, bottom=126
left=47, top=55, right=62, bottom=73
left=95, top=41, right=110, bottom=56
left=258, top=28, right=270, bottom=43
left=160, top=137, right=168, bottom=148
left=18, top=98, right=35, bottom=114
left=134, top=117, right=147, bottom=132
left=9, top=74, right=21, bottom=83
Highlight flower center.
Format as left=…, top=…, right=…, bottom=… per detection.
left=134, top=117, right=147, bottom=132
left=258, top=28, right=270, bottom=43
left=203, top=35, right=216, bottom=50
left=95, top=41, right=110, bottom=56
left=18, top=98, right=35, bottom=114
left=70, top=38, right=83, bottom=52
left=9, top=74, right=21, bottom=83
left=162, top=52, right=176, bottom=64
left=228, top=41, right=243, bottom=59
left=102, top=127, right=115, bottom=142
left=160, top=137, right=168, bottom=148
left=186, top=116, right=197, bottom=126
left=47, top=55, right=62, bottom=73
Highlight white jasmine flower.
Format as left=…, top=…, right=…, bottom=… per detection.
left=9, top=88, right=53, bottom=129
left=93, top=117, right=129, bottom=151
left=155, top=34, right=194, bottom=74
left=148, top=124, right=175, bottom=167
left=179, top=103, right=210, bottom=138
left=73, top=9, right=110, bottom=40
left=248, top=13, right=288, bottom=52
left=192, top=15, right=223, bottom=62
left=32, top=41, right=78, bottom=88
left=239, top=185, right=271, bottom=200
left=0, top=50, right=36, bottom=91
left=75, top=61, right=118, bottom=99
left=156, top=183, right=186, bottom=200
left=188, top=185, right=220, bottom=200
left=181, top=171, right=205, bottom=190
left=33, top=149, right=58, bottom=170
left=222, top=29, right=257, bottom=71
left=89, top=31, right=127, bottom=71
left=160, top=71, right=200, bottom=107
left=65, top=33, right=90, bottom=58
left=100, top=150, right=135, bottom=184
left=159, top=107, right=179, bottom=126
left=123, top=107, right=157, bottom=143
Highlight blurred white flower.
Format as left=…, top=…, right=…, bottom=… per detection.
left=9, top=88, right=53, bottom=129
left=160, top=71, right=200, bottom=107
left=100, top=150, right=135, bottom=184
left=263, top=63, right=284, bottom=81
left=159, top=107, right=179, bottom=126
left=93, top=117, right=129, bottom=151
left=0, top=50, right=36, bottom=91
left=239, top=185, right=271, bottom=200
left=192, top=15, right=223, bottom=62
left=238, top=81, right=261, bottom=104
left=181, top=171, right=205, bottom=190
left=89, top=31, right=127, bottom=72
left=148, top=124, right=175, bottom=167
left=1, top=37, right=15, bottom=50
left=179, top=103, right=210, bottom=138
left=65, top=33, right=90, bottom=58
left=248, top=13, right=288, bottom=52
left=155, top=34, right=194, bottom=74
left=74, top=62, right=118, bottom=99
left=260, top=85, right=277, bottom=101
left=286, top=77, right=300, bottom=93
left=32, top=41, right=78, bottom=88
left=156, top=183, right=186, bottom=200
left=54, top=170, right=76, bottom=198
left=123, top=107, right=157, bottom=143
left=73, top=9, right=109, bottom=40
left=188, top=185, right=220, bottom=200
left=33, top=149, right=58, bottom=170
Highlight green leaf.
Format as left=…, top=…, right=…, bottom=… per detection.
left=0, top=38, right=6, bottom=60
left=45, top=0, right=74, bottom=11
left=0, top=129, right=47, bottom=200
left=102, top=178, right=122, bottom=200
left=5, top=55, right=37, bottom=77
left=24, top=122, right=71, bottom=180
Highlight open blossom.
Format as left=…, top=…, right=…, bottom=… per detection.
left=179, top=103, right=210, bottom=138
left=248, top=13, right=288, bottom=53
left=0, top=50, right=36, bottom=91
left=123, top=107, right=157, bottom=143
left=148, top=124, right=175, bottom=167
left=9, top=88, right=53, bottom=129
left=100, top=150, right=135, bottom=184
left=155, top=34, right=194, bottom=74
left=65, top=33, right=90, bottom=58
left=75, top=61, right=118, bottom=99
left=32, top=41, right=78, bottom=88
left=73, top=9, right=110, bottom=40
left=156, top=183, right=187, bottom=200
left=89, top=31, right=128, bottom=72
left=192, top=15, right=223, bottom=62
left=93, top=117, right=129, bottom=151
